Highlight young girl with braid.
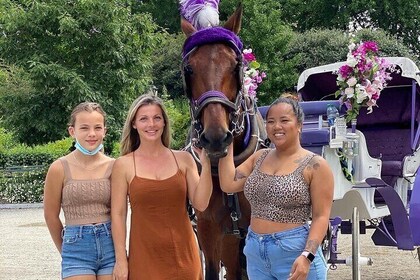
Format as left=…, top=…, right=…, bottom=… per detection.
left=219, top=96, right=334, bottom=280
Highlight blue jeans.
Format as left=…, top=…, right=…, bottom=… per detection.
left=61, top=221, right=115, bottom=279
left=243, top=224, right=327, bottom=280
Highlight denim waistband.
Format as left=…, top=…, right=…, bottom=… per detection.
left=63, top=221, right=111, bottom=236
left=247, top=224, right=309, bottom=241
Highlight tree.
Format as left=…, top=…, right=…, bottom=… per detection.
left=0, top=0, right=159, bottom=147
left=150, top=32, right=185, bottom=99
left=280, top=28, right=417, bottom=95
left=132, top=0, right=181, bottom=33
left=230, top=0, right=296, bottom=105
left=279, top=0, right=420, bottom=57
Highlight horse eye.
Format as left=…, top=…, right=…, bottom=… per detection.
left=184, top=65, right=193, bottom=75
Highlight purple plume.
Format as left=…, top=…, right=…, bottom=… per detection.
left=179, top=0, right=220, bottom=30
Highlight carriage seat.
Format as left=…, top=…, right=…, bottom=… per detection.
left=356, top=87, right=419, bottom=186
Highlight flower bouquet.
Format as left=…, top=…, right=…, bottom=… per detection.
left=242, top=48, right=266, bottom=100
left=335, top=40, right=396, bottom=122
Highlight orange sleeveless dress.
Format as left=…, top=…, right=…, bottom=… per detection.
left=127, top=153, right=203, bottom=279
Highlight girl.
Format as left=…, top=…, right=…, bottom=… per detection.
left=44, top=102, right=115, bottom=280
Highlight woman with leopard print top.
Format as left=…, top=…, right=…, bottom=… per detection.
left=219, top=96, right=334, bottom=280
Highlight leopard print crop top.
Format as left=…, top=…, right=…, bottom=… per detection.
left=244, top=149, right=315, bottom=224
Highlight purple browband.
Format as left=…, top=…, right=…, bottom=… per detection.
left=182, top=26, right=243, bottom=58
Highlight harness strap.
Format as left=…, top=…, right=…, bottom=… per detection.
left=224, top=192, right=246, bottom=239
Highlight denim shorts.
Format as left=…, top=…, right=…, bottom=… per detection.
left=243, top=224, right=327, bottom=280
left=61, top=221, right=115, bottom=279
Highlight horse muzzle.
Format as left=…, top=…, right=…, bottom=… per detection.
left=199, top=130, right=233, bottom=159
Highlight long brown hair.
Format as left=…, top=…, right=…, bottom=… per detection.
left=120, top=93, right=171, bottom=155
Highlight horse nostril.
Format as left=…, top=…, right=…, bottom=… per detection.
left=199, top=133, right=210, bottom=149
left=224, top=131, right=233, bottom=146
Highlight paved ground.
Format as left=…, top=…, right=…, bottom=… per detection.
left=1, top=206, right=419, bottom=279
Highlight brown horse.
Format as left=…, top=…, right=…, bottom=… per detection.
left=181, top=5, right=266, bottom=280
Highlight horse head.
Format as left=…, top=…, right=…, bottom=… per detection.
left=181, top=5, right=243, bottom=159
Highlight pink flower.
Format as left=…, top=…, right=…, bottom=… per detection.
left=243, top=52, right=256, bottom=62
left=338, top=65, right=353, bottom=79
left=242, top=48, right=265, bottom=98
left=361, top=41, right=379, bottom=53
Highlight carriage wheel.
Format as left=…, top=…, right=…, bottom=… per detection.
left=351, top=207, right=361, bottom=280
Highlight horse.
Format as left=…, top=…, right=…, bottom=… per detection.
left=181, top=5, right=267, bottom=280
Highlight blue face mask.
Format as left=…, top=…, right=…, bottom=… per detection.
left=74, top=140, right=103, bottom=156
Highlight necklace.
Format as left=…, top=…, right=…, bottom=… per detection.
left=72, top=152, right=100, bottom=171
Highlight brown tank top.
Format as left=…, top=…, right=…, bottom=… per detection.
left=60, top=158, right=114, bottom=225
left=244, top=149, right=315, bottom=223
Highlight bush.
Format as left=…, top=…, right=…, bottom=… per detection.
left=0, top=137, right=72, bottom=203
left=0, top=166, right=46, bottom=203
left=162, top=89, right=191, bottom=150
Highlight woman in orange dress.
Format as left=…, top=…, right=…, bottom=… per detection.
left=111, top=92, right=212, bottom=279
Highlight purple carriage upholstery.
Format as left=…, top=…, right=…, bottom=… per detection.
left=356, top=74, right=420, bottom=186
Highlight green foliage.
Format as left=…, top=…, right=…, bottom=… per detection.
left=281, top=28, right=418, bottom=95
left=3, top=137, right=72, bottom=166
left=220, top=0, right=297, bottom=105
left=0, top=166, right=46, bottom=203
left=284, top=29, right=351, bottom=75
left=0, top=137, right=72, bottom=203
left=0, top=0, right=160, bottom=146
left=151, top=32, right=185, bottom=99
left=110, top=141, right=121, bottom=159
left=278, top=0, right=420, bottom=58
left=354, top=29, right=418, bottom=64
left=161, top=89, right=190, bottom=150
left=132, top=0, right=180, bottom=33
left=0, top=127, right=16, bottom=152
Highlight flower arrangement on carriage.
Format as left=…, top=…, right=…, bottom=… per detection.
left=335, top=40, right=397, bottom=122
left=242, top=48, right=266, bottom=100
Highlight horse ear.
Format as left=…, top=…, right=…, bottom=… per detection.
left=181, top=17, right=197, bottom=37
left=224, top=3, right=243, bottom=34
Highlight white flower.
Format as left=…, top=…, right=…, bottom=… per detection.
left=355, top=84, right=368, bottom=104
left=346, top=77, right=357, bottom=87
left=344, top=87, right=354, bottom=98
left=346, top=54, right=358, bottom=67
